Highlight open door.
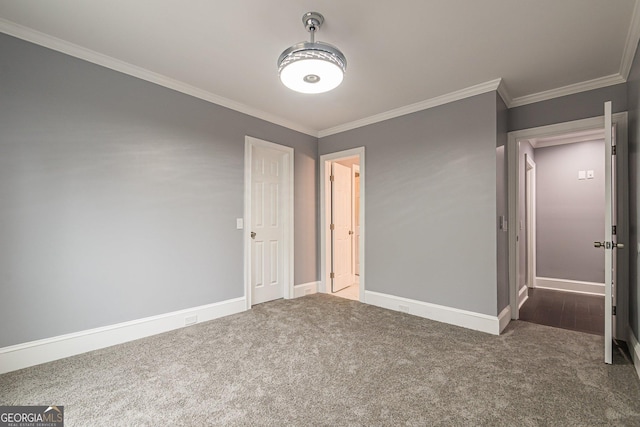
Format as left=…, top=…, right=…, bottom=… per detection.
left=597, top=101, right=622, bottom=364
left=352, top=165, right=361, bottom=283
left=331, top=162, right=352, bottom=292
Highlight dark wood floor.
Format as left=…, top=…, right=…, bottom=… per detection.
left=519, top=288, right=604, bottom=335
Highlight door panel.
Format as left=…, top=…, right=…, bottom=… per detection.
left=252, top=146, right=284, bottom=305
left=332, top=162, right=352, bottom=292
left=353, top=165, right=361, bottom=280
left=604, top=101, right=614, bottom=364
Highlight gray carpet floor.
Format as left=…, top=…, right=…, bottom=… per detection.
left=1, top=293, right=639, bottom=426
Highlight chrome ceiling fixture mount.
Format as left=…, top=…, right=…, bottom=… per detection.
left=278, top=12, right=347, bottom=94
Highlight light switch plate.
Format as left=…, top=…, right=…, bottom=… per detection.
left=587, top=170, right=594, bottom=179
left=236, top=218, right=243, bottom=229
left=578, top=170, right=586, bottom=180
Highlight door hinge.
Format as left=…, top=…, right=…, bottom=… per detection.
left=330, top=272, right=335, bottom=279
left=612, top=145, right=617, bottom=155
left=330, top=175, right=335, bottom=182
left=330, top=224, right=335, bottom=230
left=613, top=306, right=616, bottom=316
left=612, top=225, right=617, bottom=235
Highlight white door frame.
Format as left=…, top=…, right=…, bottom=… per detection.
left=320, top=147, right=365, bottom=302
left=244, top=136, right=294, bottom=309
left=507, top=113, right=628, bottom=341
left=525, top=154, right=536, bottom=290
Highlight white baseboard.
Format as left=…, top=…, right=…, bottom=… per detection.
left=498, top=305, right=511, bottom=333
left=629, top=327, right=640, bottom=380
left=518, top=285, right=529, bottom=309
left=535, top=277, right=604, bottom=296
left=293, top=281, right=319, bottom=298
left=364, top=291, right=502, bottom=335
left=0, top=296, right=246, bottom=374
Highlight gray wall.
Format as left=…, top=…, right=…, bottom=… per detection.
left=508, top=84, right=628, bottom=132
left=319, top=93, right=499, bottom=316
left=0, top=34, right=318, bottom=347
left=627, top=39, right=640, bottom=344
left=518, top=141, right=535, bottom=289
left=496, top=95, right=509, bottom=312
left=535, top=141, right=605, bottom=283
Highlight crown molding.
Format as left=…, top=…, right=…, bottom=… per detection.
left=621, top=0, right=640, bottom=79
left=318, top=78, right=503, bottom=138
left=496, top=79, right=513, bottom=107
left=508, top=74, right=626, bottom=108
left=0, top=18, right=319, bottom=138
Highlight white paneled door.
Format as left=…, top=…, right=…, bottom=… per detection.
left=602, top=101, right=620, bottom=364
left=251, top=145, right=285, bottom=305
left=332, top=162, right=352, bottom=292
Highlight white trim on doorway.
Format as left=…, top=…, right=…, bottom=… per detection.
left=518, top=285, right=528, bottom=309
left=319, top=147, right=365, bottom=302
left=244, top=136, right=294, bottom=309
left=507, top=112, right=628, bottom=340
left=524, top=154, right=536, bottom=289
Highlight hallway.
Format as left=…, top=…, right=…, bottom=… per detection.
left=519, top=288, right=604, bottom=336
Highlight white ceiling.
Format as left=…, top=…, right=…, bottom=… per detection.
left=1, top=0, right=639, bottom=137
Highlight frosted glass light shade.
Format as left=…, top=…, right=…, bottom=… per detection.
left=280, top=59, right=344, bottom=94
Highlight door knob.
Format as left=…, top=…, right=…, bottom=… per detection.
left=594, top=241, right=625, bottom=249
left=251, top=232, right=256, bottom=239
left=349, top=230, right=354, bottom=235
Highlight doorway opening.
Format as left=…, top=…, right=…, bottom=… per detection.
left=320, top=148, right=365, bottom=302
left=517, top=129, right=606, bottom=335
left=507, top=112, right=628, bottom=344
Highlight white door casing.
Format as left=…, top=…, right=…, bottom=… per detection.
left=332, top=162, right=352, bottom=292
left=525, top=155, right=536, bottom=289
left=244, top=136, right=293, bottom=308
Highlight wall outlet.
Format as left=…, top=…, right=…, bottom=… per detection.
left=398, top=305, right=410, bottom=313
left=185, top=315, right=198, bottom=326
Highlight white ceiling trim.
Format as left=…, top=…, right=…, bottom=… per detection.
left=496, top=79, right=513, bottom=108
left=508, top=73, right=626, bottom=108
left=0, top=18, right=319, bottom=138
left=621, top=0, right=640, bottom=79
left=317, top=79, right=503, bottom=138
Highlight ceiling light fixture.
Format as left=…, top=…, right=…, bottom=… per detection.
left=278, top=12, right=347, bottom=94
